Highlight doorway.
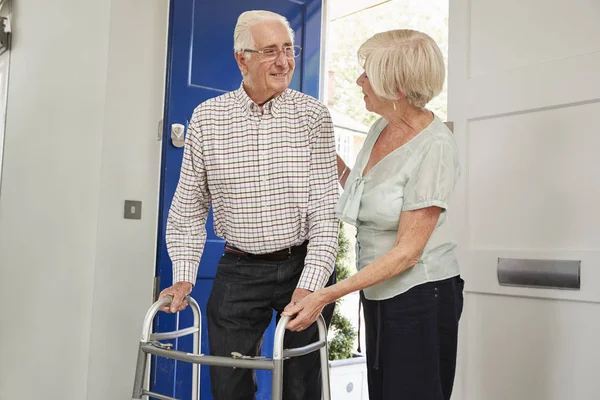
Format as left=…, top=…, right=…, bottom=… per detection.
left=323, top=0, right=449, bottom=356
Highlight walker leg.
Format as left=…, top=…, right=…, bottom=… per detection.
left=132, top=344, right=148, bottom=399
left=271, top=359, right=284, bottom=400
left=191, top=300, right=201, bottom=400
left=318, top=315, right=331, bottom=400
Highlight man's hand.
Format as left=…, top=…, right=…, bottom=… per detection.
left=158, top=282, right=193, bottom=313
left=282, top=288, right=311, bottom=321
left=282, top=288, right=312, bottom=316
left=282, top=289, right=328, bottom=331
left=291, top=288, right=312, bottom=305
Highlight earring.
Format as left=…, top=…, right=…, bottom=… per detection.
left=393, top=101, right=397, bottom=111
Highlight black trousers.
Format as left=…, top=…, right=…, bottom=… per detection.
left=361, top=276, right=464, bottom=400
left=206, top=250, right=336, bottom=400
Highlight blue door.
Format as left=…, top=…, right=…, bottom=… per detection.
left=153, top=1, right=324, bottom=399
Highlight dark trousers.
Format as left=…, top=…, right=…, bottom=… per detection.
left=361, top=276, right=464, bottom=400
left=206, top=250, right=336, bottom=400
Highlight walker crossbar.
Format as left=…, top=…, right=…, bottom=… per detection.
left=131, top=296, right=331, bottom=400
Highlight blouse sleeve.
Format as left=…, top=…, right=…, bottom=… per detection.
left=402, top=140, right=460, bottom=212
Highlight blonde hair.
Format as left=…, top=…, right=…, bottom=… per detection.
left=358, top=29, right=445, bottom=108
left=234, top=10, right=294, bottom=56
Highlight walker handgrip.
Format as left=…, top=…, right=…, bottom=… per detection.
left=156, top=295, right=192, bottom=307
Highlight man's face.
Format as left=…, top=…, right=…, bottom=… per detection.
left=239, top=20, right=295, bottom=103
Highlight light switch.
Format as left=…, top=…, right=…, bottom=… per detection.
left=124, top=200, right=142, bottom=220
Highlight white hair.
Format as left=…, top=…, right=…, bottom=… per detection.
left=233, top=10, right=295, bottom=57
left=358, top=29, right=445, bottom=108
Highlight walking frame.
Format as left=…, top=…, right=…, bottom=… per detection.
left=132, top=296, right=331, bottom=400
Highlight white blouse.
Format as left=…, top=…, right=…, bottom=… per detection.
left=336, top=115, right=461, bottom=300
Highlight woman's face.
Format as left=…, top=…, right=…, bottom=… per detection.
left=356, top=71, right=388, bottom=115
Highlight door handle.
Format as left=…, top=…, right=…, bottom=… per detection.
left=171, top=123, right=185, bottom=148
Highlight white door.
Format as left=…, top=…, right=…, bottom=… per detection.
left=447, top=0, right=600, bottom=399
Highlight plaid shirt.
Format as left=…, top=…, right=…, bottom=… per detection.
left=166, top=85, right=339, bottom=291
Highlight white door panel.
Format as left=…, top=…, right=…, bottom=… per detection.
left=466, top=53, right=600, bottom=119
left=462, top=294, right=600, bottom=400
left=448, top=0, right=600, bottom=398
left=467, top=102, right=600, bottom=251
left=469, top=0, right=600, bottom=78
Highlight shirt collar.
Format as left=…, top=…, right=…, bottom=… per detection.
left=234, top=82, right=288, bottom=117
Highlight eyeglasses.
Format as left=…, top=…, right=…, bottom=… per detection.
left=242, top=45, right=302, bottom=61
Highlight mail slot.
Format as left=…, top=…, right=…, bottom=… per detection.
left=497, top=258, right=580, bottom=290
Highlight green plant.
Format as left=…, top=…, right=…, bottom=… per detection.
left=328, top=222, right=358, bottom=360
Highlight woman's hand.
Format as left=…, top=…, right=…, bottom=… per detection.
left=337, top=154, right=351, bottom=187
left=282, top=290, right=329, bottom=331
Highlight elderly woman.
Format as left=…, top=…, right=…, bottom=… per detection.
left=283, top=29, right=464, bottom=400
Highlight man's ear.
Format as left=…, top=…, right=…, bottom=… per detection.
left=235, top=51, right=249, bottom=76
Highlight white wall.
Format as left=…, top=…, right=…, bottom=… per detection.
left=85, top=1, right=168, bottom=399
left=0, top=1, right=168, bottom=399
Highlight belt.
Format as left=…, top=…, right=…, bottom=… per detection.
left=224, top=241, right=308, bottom=261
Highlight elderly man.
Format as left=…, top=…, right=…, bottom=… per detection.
left=160, top=10, right=338, bottom=400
